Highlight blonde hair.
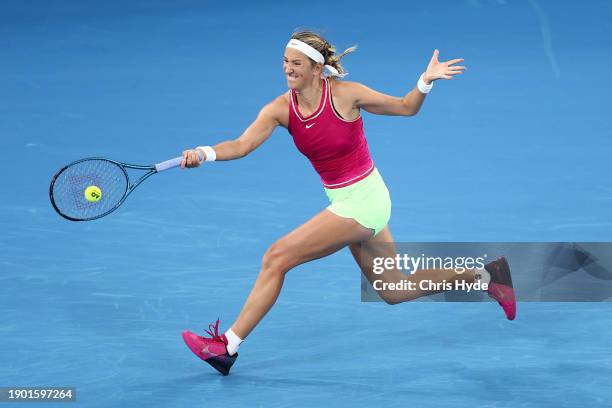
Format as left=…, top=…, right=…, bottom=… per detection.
left=291, top=30, right=357, bottom=77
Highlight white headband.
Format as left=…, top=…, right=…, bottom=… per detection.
left=285, top=39, right=347, bottom=78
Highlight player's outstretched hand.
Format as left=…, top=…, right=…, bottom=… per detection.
left=423, top=49, right=466, bottom=84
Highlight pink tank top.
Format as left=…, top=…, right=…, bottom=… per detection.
left=288, top=79, right=374, bottom=189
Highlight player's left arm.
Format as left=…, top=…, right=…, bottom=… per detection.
left=351, top=50, right=465, bottom=116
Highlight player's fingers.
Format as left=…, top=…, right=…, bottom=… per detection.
left=186, top=151, right=194, bottom=167
left=446, top=58, right=464, bottom=65
left=193, top=150, right=201, bottom=166
left=181, top=151, right=188, bottom=168
left=189, top=150, right=197, bottom=167
left=189, top=150, right=200, bottom=167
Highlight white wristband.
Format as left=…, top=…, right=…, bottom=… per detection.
left=417, top=73, right=433, bottom=94
left=196, top=146, right=216, bottom=162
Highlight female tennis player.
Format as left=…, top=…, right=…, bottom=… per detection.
left=180, top=31, right=516, bottom=375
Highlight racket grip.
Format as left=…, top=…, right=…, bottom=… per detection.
left=155, top=156, right=183, bottom=172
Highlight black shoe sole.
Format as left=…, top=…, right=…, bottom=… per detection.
left=206, top=353, right=238, bottom=376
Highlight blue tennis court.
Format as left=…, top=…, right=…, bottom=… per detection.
left=2, top=1, right=612, bottom=406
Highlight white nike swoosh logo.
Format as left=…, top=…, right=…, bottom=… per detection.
left=305, top=123, right=316, bottom=129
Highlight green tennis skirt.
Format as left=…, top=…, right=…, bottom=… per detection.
left=324, top=168, right=391, bottom=236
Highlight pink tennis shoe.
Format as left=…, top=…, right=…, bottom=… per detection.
left=182, top=319, right=238, bottom=376
left=484, top=257, right=516, bottom=320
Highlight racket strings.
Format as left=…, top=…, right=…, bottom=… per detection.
left=68, top=174, right=101, bottom=211
left=51, top=159, right=128, bottom=220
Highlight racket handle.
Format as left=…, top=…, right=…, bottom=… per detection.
left=155, top=156, right=183, bottom=172
left=155, top=151, right=203, bottom=172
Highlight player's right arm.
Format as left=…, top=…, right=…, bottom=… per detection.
left=182, top=94, right=288, bottom=168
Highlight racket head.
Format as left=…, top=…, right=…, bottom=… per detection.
left=49, top=158, right=129, bottom=221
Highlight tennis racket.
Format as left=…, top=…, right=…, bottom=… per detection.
left=49, top=154, right=195, bottom=221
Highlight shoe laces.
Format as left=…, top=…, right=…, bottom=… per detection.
left=203, top=319, right=224, bottom=342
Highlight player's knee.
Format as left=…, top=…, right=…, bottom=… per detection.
left=262, top=241, right=292, bottom=277
left=377, top=291, right=401, bottom=305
